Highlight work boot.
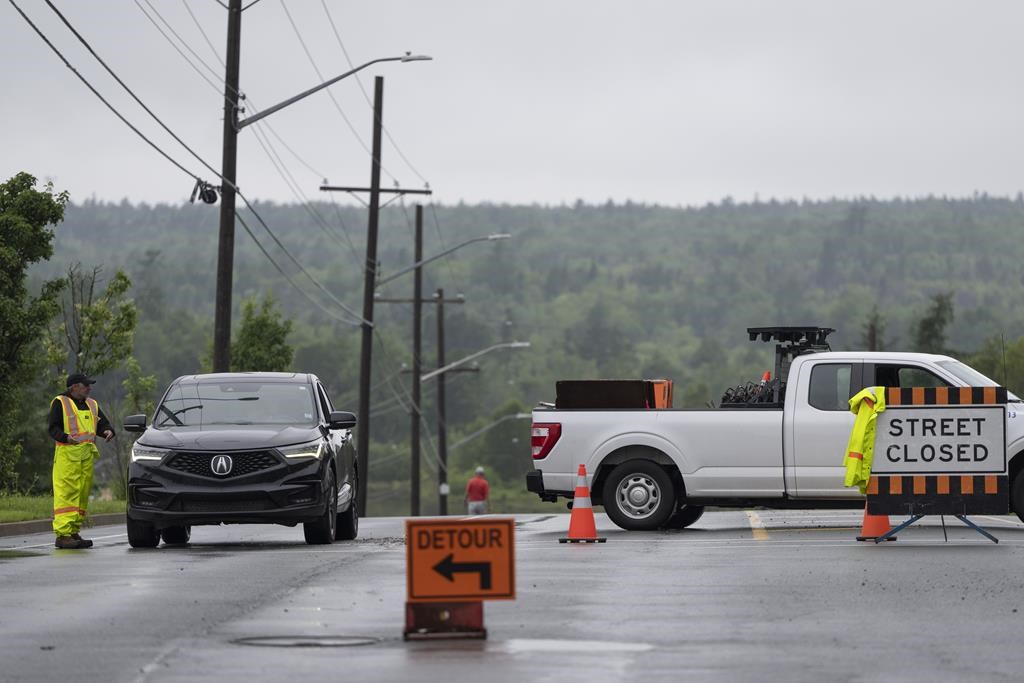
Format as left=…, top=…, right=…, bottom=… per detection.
left=55, top=535, right=88, bottom=549
left=71, top=533, right=94, bottom=548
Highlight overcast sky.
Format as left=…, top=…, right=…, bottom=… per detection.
left=2, top=0, right=1023, bottom=207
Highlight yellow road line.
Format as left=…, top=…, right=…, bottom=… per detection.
left=745, top=511, right=769, bottom=540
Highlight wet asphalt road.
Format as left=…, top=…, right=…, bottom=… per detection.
left=3, top=510, right=1024, bottom=683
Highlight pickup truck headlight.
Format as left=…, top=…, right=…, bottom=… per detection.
left=278, top=440, right=326, bottom=459
left=131, top=444, right=167, bottom=462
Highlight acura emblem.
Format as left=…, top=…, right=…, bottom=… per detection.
left=211, top=455, right=233, bottom=476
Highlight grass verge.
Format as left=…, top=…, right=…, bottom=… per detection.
left=0, top=495, right=125, bottom=524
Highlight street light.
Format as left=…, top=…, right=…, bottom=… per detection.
left=424, top=340, right=530, bottom=516
left=237, top=54, right=432, bottom=130
left=372, top=224, right=510, bottom=517
left=376, top=234, right=511, bottom=288
left=421, top=341, right=530, bottom=382
left=449, top=413, right=532, bottom=452
left=212, top=48, right=432, bottom=372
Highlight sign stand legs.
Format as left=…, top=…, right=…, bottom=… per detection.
left=954, top=515, right=999, bottom=544
left=873, top=514, right=998, bottom=544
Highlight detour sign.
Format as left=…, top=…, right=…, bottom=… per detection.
left=406, top=518, right=515, bottom=603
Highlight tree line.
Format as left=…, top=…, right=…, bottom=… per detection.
left=5, top=170, right=1024, bottom=513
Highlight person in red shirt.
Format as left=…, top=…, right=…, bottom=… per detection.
left=464, top=466, right=490, bottom=515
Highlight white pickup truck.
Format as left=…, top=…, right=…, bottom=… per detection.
left=526, top=328, right=1024, bottom=531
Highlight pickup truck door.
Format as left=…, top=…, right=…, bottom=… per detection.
left=788, top=360, right=866, bottom=498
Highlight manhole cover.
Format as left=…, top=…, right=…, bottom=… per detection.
left=233, top=636, right=378, bottom=648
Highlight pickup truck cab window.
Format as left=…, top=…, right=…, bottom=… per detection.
left=873, top=364, right=950, bottom=389
left=808, top=363, right=853, bottom=411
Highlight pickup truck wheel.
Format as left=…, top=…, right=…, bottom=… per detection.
left=663, top=504, right=705, bottom=529
left=602, top=460, right=676, bottom=530
left=1013, top=471, right=1024, bottom=524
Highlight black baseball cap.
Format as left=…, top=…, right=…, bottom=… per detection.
left=66, top=373, right=96, bottom=387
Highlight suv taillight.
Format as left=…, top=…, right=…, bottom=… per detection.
left=531, top=423, right=561, bottom=460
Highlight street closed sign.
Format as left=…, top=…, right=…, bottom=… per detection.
left=874, top=405, right=1006, bottom=475
left=406, top=518, right=515, bottom=603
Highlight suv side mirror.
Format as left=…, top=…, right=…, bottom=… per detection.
left=124, top=414, right=147, bottom=433
left=328, top=411, right=357, bottom=430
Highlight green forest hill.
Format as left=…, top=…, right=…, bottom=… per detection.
left=17, top=193, right=1024, bottom=514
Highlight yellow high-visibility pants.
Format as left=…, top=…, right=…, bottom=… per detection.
left=52, top=451, right=94, bottom=537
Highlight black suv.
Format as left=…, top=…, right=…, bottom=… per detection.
left=123, top=372, right=358, bottom=548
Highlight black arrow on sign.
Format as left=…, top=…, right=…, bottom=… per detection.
left=432, top=554, right=492, bottom=590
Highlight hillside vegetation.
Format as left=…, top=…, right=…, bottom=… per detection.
left=20, top=194, right=1024, bottom=513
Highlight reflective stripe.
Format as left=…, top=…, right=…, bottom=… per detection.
left=53, top=506, right=87, bottom=515
left=573, top=496, right=592, bottom=508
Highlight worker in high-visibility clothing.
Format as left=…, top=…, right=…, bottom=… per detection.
left=48, top=373, right=114, bottom=549
left=843, top=386, right=886, bottom=493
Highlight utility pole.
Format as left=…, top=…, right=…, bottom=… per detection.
left=320, top=130, right=430, bottom=519
left=436, top=287, right=448, bottom=515
left=411, top=205, right=423, bottom=516
left=377, top=276, right=465, bottom=516
left=355, top=75, right=385, bottom=518
left=212, top=0, right=242, bottom=373
left=211, top=48, right=430, bottom=373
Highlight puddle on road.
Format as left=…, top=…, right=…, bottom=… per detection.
left=0, top=550, right=44, bottom=560
left=498, top=639, right=654, bottom=653
left=232, top=635, right=379, bottom=648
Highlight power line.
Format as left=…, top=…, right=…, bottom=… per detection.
left=176, top=0, right=365, bottom=272
left=234, top=212, right=361, bottom=327
left=45, top=0, right=223, bottom=186
left=181, top=0, right=223, bottom=67
left=134, top=0, right=225, bottom=98
left=278, top=0, right=399, bottom=184
left=429, top=202, right=470, bottom=295
left=9, top=0, right=201, bottom=183
left=236, top=191, right=369, bottom=325
left=141, top=0, right=230, bottom=92
left=125, top=0, right=367, bottom=323
left=319, top=0, right=430, bottom=187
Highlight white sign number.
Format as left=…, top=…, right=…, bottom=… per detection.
left=874, top=406, right=1006, bottom=475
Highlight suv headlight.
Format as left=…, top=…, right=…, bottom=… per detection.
left=131, top=444, right=167, bottom=462
left=278, top=440, right=325, bottom=459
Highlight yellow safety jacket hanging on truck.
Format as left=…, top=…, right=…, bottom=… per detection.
left=843, top=386, right=886, bottom=493
left=52, top=395, right=101, bottom=537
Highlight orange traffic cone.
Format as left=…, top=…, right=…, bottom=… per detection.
left=559, top=464, right=606, bottom=543
left=856, top=502, right=897, bottom=542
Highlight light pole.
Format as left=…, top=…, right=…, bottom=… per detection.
left=211, top=49, right=432, bottom=372
left=422, top=340, right=530, bottom=514
left=374, top=228, right=511, bottom=516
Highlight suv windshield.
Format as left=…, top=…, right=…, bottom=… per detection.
left=155, top=381, right=318, bottom=427
left=935, top=360, right=1021, bottom=402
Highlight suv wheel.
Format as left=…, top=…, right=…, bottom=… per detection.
left=127, top=515, right=161, bottom=548
left=161, top=525, right=191, bottom=545
left=303, top=469, right=337, bottom=545
left=336, top=479, right=359, bottom=541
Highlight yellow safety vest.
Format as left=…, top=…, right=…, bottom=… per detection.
left=843, top=386, right=886, bottom=493
left=52, top=395, right=101, bottom=462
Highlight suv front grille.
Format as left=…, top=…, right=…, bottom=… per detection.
left=166, top=451, right=279, bottom=478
